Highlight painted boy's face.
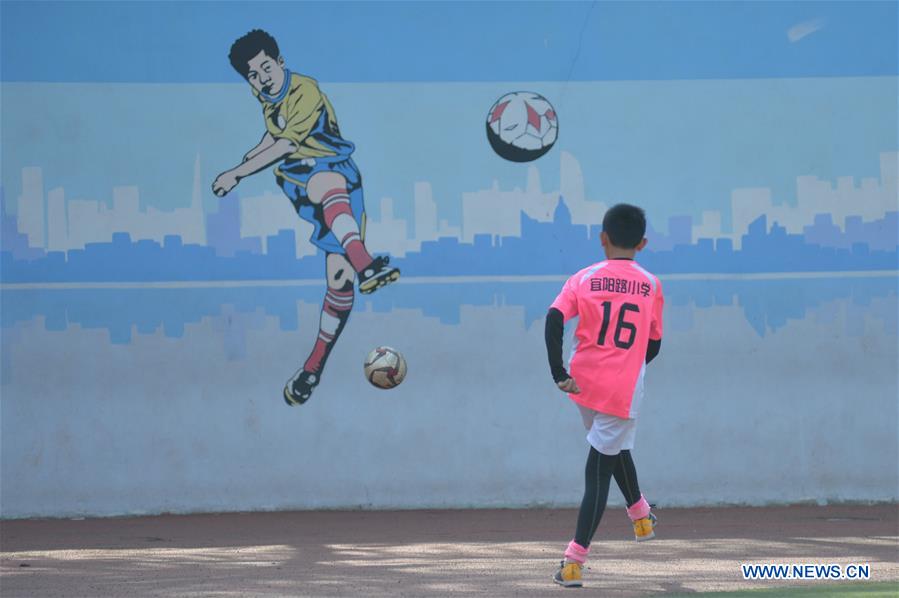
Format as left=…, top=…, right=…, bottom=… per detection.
left=246, top=51, right=286, bottom=96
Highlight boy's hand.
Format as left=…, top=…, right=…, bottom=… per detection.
left=557, top=377, right=581, bottom=394
left=212, top=170, right=240, bottom=197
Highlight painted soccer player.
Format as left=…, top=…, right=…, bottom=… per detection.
left=544, top=204, right=664, bottom=588
left=213, top=30, right=400, bottom=406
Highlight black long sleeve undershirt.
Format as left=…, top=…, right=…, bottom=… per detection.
left=545, top=308, right=569, bottom=383
left=646, top=338, right=661, bottom=364
left=544, top=308, right=663, bottom=384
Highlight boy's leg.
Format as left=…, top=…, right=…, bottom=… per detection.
left=304, top=253, right=355, bottom=375
left=614, top=449, right=656, bottom=541
left=613, top=449, right=641, bottom=506
left=307, top=171, right=373, bottom=272
left=555, top=447, right=618, bottom=587
left=574, top=447, right=619, bottom=548
left=307, top=170, right=399, bottom=294
left=284, top=253, right=354, bottom=406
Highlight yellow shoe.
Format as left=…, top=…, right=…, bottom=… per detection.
left=552, top=560, right=583, bottom=588
left=633, top=512, right=657, bottom=542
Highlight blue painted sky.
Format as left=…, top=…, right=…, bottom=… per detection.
left=2, top=1, right=896, bottom=83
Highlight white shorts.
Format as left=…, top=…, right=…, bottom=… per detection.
left=577, top=404, right=637, bottom=456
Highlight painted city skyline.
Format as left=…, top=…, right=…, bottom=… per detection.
left=2, top=150, right=896, bottom=283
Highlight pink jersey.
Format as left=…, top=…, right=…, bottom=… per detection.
left=550, top=259, right=664, bottom=419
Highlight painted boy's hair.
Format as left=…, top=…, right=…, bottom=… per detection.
left=602, top=204, right=647, bottom=249
left=229, top=29, right=280, bottom=79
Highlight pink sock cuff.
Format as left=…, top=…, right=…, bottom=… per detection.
left=626, top=495, right=651, bottom=521
left=564, top=540, right=589, bottom=564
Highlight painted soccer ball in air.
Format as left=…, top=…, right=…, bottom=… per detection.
left=486, top=91, right=559, bottom=162
left=363, top=346, right=407, bottom=389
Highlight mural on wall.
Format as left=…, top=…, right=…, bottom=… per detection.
left=211, top=30, right=401, bottom=406
left=0, top=0, right=896, bottom=517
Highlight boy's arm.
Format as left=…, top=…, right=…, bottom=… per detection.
left=546, top=277, right=581, bottom=394
left=232, top=138, right=295, bottom=178
left=212, top=79, right=322, bottom=197
left=243, top=132, right=276, bottom=162
left=545, top=308, right=570, bottom=383
left=645, top=278, right=664, bottom=364
left=212, top=138, right=296, bottom=197
left=645, top=338, right=661, bottom=364
left=545, top=308, right=581, bottom=394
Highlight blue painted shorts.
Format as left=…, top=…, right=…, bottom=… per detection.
left=275, top=156, right=366, bottom=255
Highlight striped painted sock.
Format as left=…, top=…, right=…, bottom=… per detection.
left=303, top=287, right=354, bottom=374
left=321, top=188, right=373, bottom=273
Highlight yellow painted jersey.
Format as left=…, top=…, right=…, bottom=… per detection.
left=255, top=73, right=349, bottom=160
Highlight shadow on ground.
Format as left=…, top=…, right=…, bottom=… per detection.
left=2, top=505, right=897, bottom=597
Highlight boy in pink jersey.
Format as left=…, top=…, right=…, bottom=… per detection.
left=545, top=204, right=664, bottom=588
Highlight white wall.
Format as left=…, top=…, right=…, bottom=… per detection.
left=2, top=278, right=896, bottom=518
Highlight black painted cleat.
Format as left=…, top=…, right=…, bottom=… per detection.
left=284, top=370, right=319, bottom=406
left=358, top=256, right=400, bottom=295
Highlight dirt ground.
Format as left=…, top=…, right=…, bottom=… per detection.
left=1, top=504, right=897, bottom=597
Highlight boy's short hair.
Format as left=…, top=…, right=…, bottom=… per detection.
left=229, top=29, right=280, bottom=79
left=602, top=204, right=647, bottom=249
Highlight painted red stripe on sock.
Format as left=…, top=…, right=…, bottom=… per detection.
left=321, top=188, right=349, bottom=203
left=326, top=292, right=354, bottom=302
left=340, top=232, right=361, bottom=245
